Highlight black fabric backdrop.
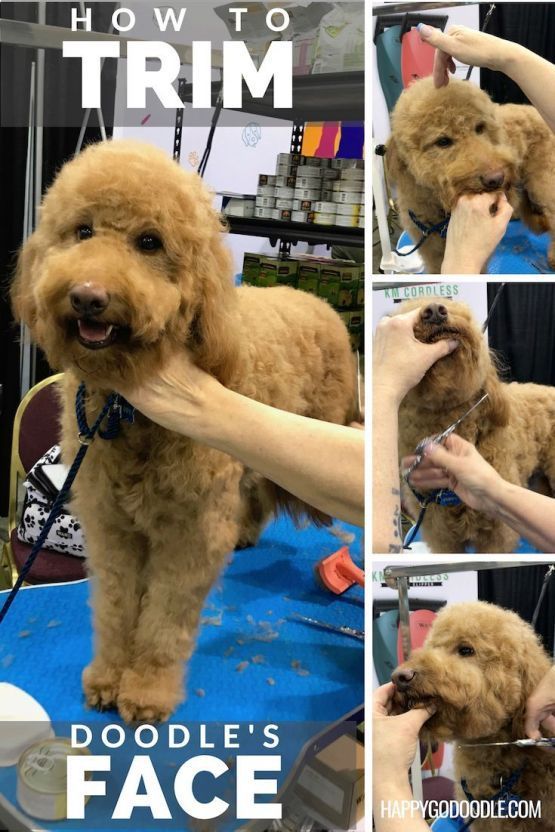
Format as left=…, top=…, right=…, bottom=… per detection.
left=480, top=3, right=555, bottom=103
left=487, top=283, right=555, bottom=385
left=0, top=2, right=116, bottom=512
left=480, top=284, right=555, bottom=648
left=478, top=566, right=555, bottom=655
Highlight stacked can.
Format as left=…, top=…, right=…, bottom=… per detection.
left=330, top=158, right=364, bottom=227
left=255, top=154, right=364, bottom=225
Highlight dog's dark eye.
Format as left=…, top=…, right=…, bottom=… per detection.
left=435, top=136, right=454, bottom=148
left=458, top=645, right=475, bottom=657
left=77, top=225, right=93, bottom=241
left=475, top=123, right=485, bottom=134
left=137, top=234, right=163, bottom=252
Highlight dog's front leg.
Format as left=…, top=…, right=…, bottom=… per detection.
left=117, top=504, right=240, bottom=723
left=82, top=523, right=147, bottom=711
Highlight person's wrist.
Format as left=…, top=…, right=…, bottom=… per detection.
left=441, top=251, right=485, bottom=274
left=479, top=469, right=509, bottom=515
left=373, top=379, right=405, bottom=409
left=498, top=41, right=529, bottom=76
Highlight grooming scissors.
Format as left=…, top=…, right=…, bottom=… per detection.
left=459, top=738, right=555, bottom=749
left=404, top=392, right=489, bottom=485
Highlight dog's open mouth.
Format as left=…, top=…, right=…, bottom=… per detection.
left=419, top=325, right=461, bottom=345
left=73, top=318, right=120, bottom=350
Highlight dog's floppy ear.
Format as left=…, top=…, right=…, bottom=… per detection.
left=384, top=136, right=406, bottom=185
left=482, top=362, right=510, bottom=429
left=188, top=220, right=241, bottom=385
left=11, top=233, right=41, bottom=327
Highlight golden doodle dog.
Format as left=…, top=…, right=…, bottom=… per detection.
left=11, top=139, right=356, bottom=722
left=397, top=297, right=555, bottom=554
left=392, top=602, right=555, bottom=832
left=386, top=77, right=555, bottom=273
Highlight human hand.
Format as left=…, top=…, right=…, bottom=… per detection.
left=115, top=349, right=222, bottom=437
left=525, top=666, right=555, bottom=741
left=421, top=433, right=504, bottom=512
left=417, top=24, right=517, bottom=87
left=373, top=682, right=435, bottom=782
left=373, top=308, right=458, bottom=406
left=441, top=192, right=513, bottom=274
left=402, top=453, right=450, bottom=493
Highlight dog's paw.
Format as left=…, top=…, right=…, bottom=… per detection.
left=83, top=661, right=122, bottom=711
left=117, top=666, right=184, bottom=724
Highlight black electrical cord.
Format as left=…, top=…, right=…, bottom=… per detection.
left=197, top=74, right=224, bottom=179
left=465, top=3, right=496, bottom=81
left=482, top=282, right=506, bottom=333
left=532, top=565, right=555, bottom=630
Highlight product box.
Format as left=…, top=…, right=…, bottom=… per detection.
left=297, top=262, right=321, bottom=295
left=242, top=253, right=262, bottom=285
left=357, top=278, right=364, bottom=308
left=321, top=262, right=360, bottom=309
left=317, top=272, right=340, bottom=305
left=257, top=256, right=299, bottom=287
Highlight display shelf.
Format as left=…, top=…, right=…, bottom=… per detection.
left=225, top=215, right=364, bottom=249
left=179, top=71, right=364, bottom=122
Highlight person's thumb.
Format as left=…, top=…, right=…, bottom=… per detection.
left=403, top=703, right=436, bottom=731
left=429, top=338, right=459, bottom=362
left=423, top=441, right=456, bottom=472
left=524, top=711, right=542, bottom=741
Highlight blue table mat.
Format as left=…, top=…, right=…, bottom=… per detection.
left=397, top=219, right=554, bottom=274
left=0, top=515, right=363, bottom=831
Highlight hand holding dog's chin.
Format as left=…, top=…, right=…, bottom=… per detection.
left=374, top=310, right=459, bottom=406
left=373, top=683, right=435, bottom=783
left=115, top=350, right=224, bottom=439
left=441, top=192, right=513, bottom=275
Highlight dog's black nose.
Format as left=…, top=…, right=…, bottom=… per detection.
left=421, top=303, right=448, bottom=325
left=70, top=284, right=110, bottom=317
left=392, top=668, right=417, bottom=691
left=481, top=169, right=505, bottom=190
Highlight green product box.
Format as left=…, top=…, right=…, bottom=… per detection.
left=258, top=256, right=299, bottom=287
left=242, top=253, right=262, bottom=285
left=257, top=256, right=279, bottom=287
left=357, top=278, right=364, bottom=308
left=338, top=311, right=351, bottom=328
left=349, top=310, right=364, bottom=330
left=297, top=262, right=321, bottom=295
left=348, top=310, right=364, bottom=352
left=317, top=273, right=340, bottom=305
left=321, top=262, right=360, bottom=309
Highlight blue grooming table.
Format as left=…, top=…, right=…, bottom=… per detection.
left=405, top=527, right=541, bottom=554
left=0, top=516, right=363, bottom=831
left=397, top=219, right=554, bottom=274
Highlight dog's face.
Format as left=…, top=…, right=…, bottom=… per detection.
left=387, top=78, right=516, bottom=211
left=11, top=140, right=238, bottom=386
left=392, top=602, right=550, bottom=741
left=393, top=298, right=508, bottom=420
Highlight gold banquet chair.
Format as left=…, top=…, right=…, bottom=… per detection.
left=2, top=374, right=87, bottom=588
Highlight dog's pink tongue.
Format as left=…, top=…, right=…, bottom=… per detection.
left=78, top=319, right=110, bottom=342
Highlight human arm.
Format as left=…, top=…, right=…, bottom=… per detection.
left=116, top=351, right=364, bottom=527
left=372, top=310, right=458, bottom=553
left=525, top=665, right=555, bottom=740
left=373, top=683, right=433, bottom=832
left=419, top=24, right=555, bottom=133
left=406, top=434, right=555, bottom=552
left=441, top=192, right=513, bottom=274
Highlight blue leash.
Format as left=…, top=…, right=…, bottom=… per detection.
left=395, top=209, right=451, bottom=257
left=0, top=383, right=135, bottom=625
left=404, top=488, right=462, bottom=550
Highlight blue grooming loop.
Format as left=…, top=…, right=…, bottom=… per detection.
left=396, top=219, right=555, bottom=274
left=0, top=515, right=363, bottom=831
